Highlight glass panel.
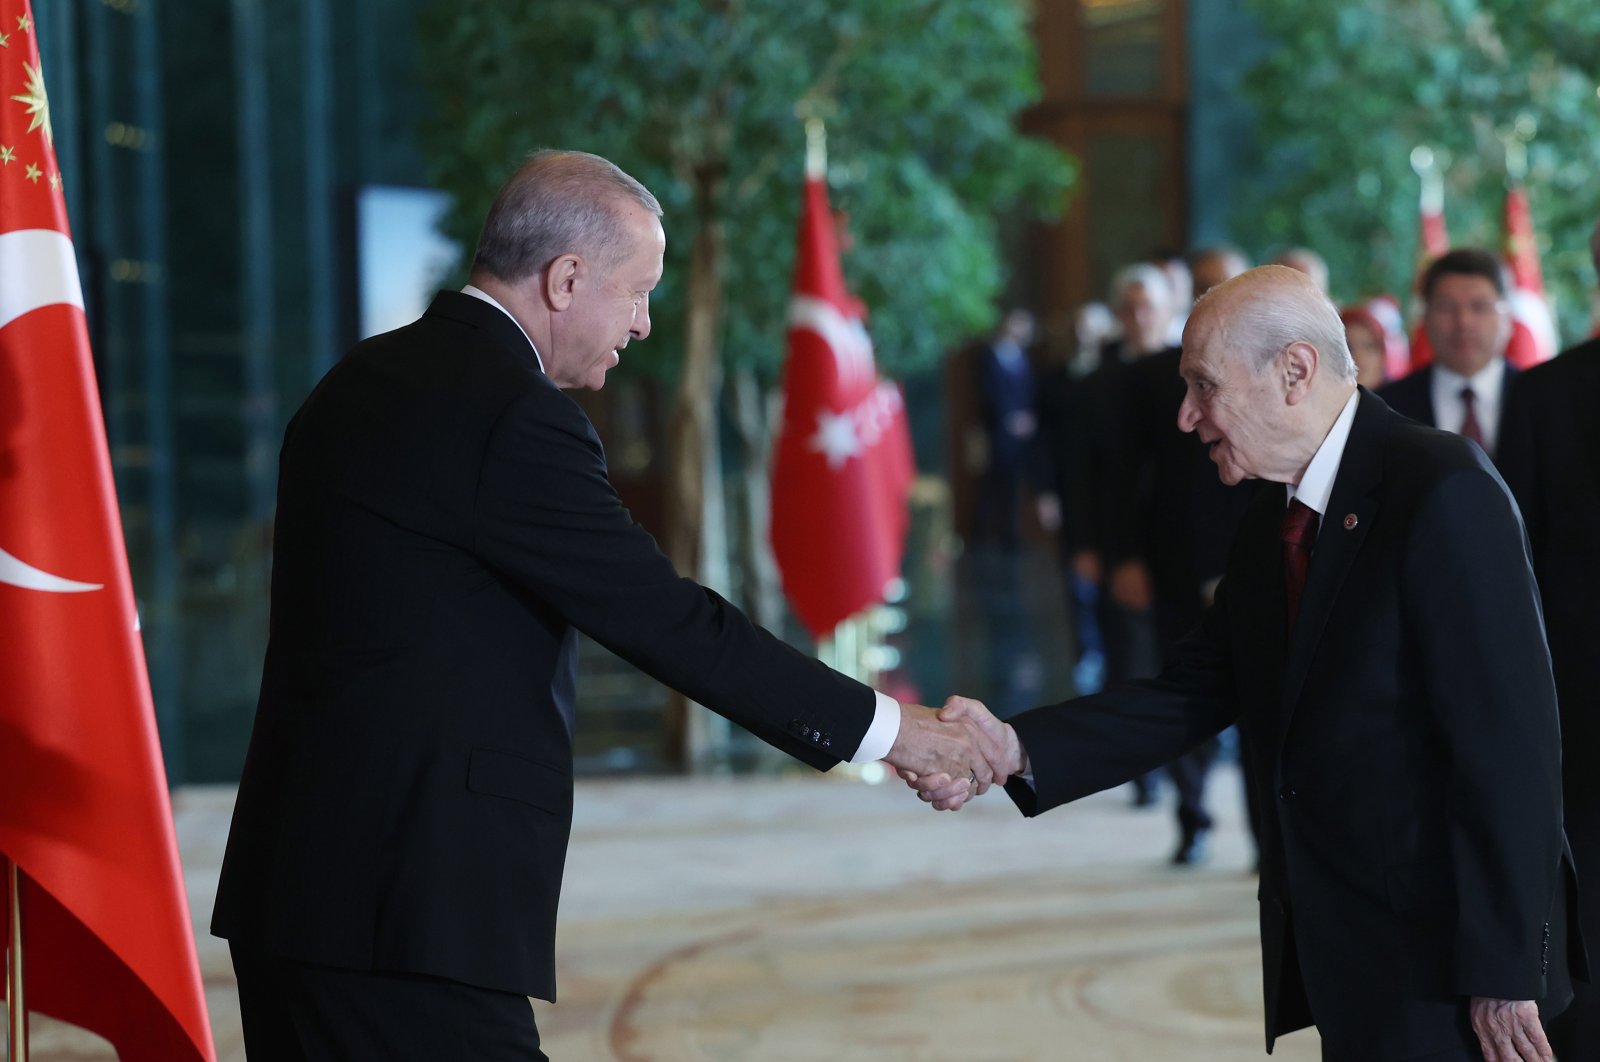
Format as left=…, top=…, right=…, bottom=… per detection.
left=1081, top=0, right=1167, bottom=98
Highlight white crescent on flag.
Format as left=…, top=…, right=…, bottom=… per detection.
left=0, top=227, right=85, bottom=328
left=0, top=228, right=99, bottom=592
left=788, top=294, right=875, bottom=389
left=0, top=546, right=101, bottom=592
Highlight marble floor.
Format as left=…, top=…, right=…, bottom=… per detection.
left=23, top=764, right=1323, bottom=1061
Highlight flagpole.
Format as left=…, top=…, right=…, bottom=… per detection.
left=4, top=854, right=25, bottom=1062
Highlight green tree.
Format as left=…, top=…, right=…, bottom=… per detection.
left=1236, top=0, right=1600, bottom=342
left=416, top=0, right=1069, bottom=764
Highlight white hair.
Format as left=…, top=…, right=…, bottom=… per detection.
left=1108, top=262, right=1173, bottom=314
left=1196, top=266, right=1358, bottom=383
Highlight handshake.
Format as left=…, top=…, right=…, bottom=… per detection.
left=885, top=697, right=1028, bottom=811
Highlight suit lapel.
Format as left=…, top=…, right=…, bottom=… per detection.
left=1279, top=391, right=1387, bottom=736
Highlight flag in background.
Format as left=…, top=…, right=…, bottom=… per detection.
left=1501, top=183, right=1557, bottom=367
left=0, top=2, right=215, bottom=1058
left=1406, top=153, right=1451, bottom=371
left=769, top=145, right=914, bottom=640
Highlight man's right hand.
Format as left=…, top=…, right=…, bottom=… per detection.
left=898, top=696, right=1028, bottom=811
left=884, top=703, right=1012, bottom=802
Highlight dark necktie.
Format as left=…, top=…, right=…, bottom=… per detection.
left=1458, top=386, right=1485, bottom=447
left=1282, top=499, right=1319, bottom=629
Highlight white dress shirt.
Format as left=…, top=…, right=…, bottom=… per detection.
left=1288, top=389, right=1361, bottom=521
left=459, top=286, right=902, bottom=761
left=1429, top=358, right=1507, bottom=455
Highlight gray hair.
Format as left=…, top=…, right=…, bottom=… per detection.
left=472, top=150, right=662, bottom=282
left=1197, top=265, right=1358, bottom=383
left=1107, top=262, right=1173, bottom=313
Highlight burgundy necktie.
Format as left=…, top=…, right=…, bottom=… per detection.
left=1458, top=386, right=1485, bottom=447
left=1282, top=499, right=1319, bottom=629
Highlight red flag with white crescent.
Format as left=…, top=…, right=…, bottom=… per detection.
left=0, top=3, right=215, bottom=1059
left=1502, top=184, right=1555, bottom=367
left=770, top=172, right=914, bottom=639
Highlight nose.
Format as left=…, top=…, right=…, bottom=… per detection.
left=1177, top=391, right=1200, bottom=434
left=631, top=295, right=652, bottom=342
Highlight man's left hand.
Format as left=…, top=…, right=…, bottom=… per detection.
left=1469, top=997, right=1552, bottom=1062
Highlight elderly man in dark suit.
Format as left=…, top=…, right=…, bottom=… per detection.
left=1498, top=217, right=1600, bottom=1062
left=909, top=266, right=1583, bottom=1061
left=1379, top=248, right=1520, bottom=462
left=212, top=150, right=1000, bottom=1060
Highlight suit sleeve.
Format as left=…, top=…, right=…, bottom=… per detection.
left=471, top=386, right=875, bottom=769
left=1005, top=580, right=1239, bottom=816
left=1403, top=465, right=1563, bottom=1000
left=1494, top=375, right=1545, bottom=565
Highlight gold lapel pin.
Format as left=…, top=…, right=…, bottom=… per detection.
left=1343, top=514, right=1358, bottom=530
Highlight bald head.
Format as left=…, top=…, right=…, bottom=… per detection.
left=1177, top=266, right=1359, bottom=486
left=1189, top=265, right=1357, bottom=383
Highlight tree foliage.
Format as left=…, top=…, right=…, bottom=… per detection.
left=1236, top=0, right=1600, bottom=342
left=415, top=0, right=1072, bottom=384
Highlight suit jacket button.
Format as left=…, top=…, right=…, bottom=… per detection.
left=821, top=736, right=832, bottom=749
left=1278, top=785, right=1296, bottom=801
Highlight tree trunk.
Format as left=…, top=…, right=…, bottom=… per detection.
left=727, top=368, right=785, bottom=633
left=661, top=172, right=727, bottom=772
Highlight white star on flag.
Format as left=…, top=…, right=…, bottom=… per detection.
left=809, top=408, right=862, bottom=469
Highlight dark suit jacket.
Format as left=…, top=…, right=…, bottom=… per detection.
left=1377, top=361, right=1519, bottom=459
left=1114, top=347, right=1259, bottom=633
left=1005, top=390, right=1582, bottom=1057
left=211, top=292, right=876, bottom=1001
left=1499, top=337, right=1600, bottom=802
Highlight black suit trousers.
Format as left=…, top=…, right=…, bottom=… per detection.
left=231, top=943, right=547, bottom=1061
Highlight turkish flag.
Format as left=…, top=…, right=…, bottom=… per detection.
left=0, top=3, right=215, bottom=1060
left=1501, top=185, right=1556, bottom=368
left=1406, top=195, right=1452, bottom=372
left=770, top=173, right=914, bottom=640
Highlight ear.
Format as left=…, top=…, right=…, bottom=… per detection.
left=544, top=253, right=583, bottom=312
left=1281, top=340, right=1318, bottom=405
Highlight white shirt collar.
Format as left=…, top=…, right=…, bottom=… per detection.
left=461, top=284, right=546, bottom=374
left=1287, top=388, right=1360, bottom=517
left=1429, top=356, right=1506, bottom=453
left=1430, top=356, right=1505, bottom=397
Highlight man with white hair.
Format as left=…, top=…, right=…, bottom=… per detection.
left=915, top=266, right=1583, bottom=1060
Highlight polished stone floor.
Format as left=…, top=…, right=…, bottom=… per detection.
left=24, top=765, right=1322, bottom=1061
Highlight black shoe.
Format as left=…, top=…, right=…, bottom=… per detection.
left=1172, top=826, right=1211, bottom=866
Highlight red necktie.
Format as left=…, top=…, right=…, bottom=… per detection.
left=1458, top=386, right=1485, bottom=447
left=1282, top=499, right=1319, bottom=629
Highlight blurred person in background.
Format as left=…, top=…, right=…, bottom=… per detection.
left=1340, top=304, right=1392, bottom=390
left=973, top=307, right=1042, bottom=551
left=1274, top=246, right=1330, bottom=294
left=1035, top=301, right=1116, bottom=695
left=1188, top=243, right=1251, bottom=300
left=1380, top=248, right=1519, bottom=463
left=1087, top=263, right=1175, bottom=807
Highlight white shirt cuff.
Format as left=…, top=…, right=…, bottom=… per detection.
left=850, top=691, right=901, bottom=763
